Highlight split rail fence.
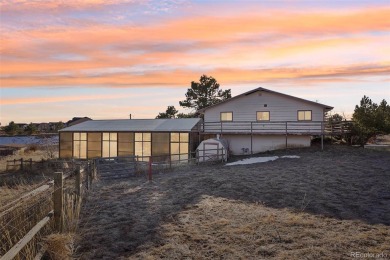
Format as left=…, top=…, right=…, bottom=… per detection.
left=0, top=162, right=94, bottom=260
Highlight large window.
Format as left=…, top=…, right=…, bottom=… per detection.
left=298, top=110, right=312, bottom=121
left=135, top=133, right=151, bottom=160
left=73, top=132, right=87, bottom=159
left=257, top=111, right=270, bottom=121
left=118, top=132, right=134, bottom=156
left=87, top=133, right=101, bottom=158
left=170, top=133, right=189, bottom=162
left=220, top=112, right=233, bottom=121
left=102, top=132, right=117, bottom=157
left=152, top=133, right=170, bottom=161
left=60, top=132, right=72, bottom=158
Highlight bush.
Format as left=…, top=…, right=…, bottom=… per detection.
left=352, top=96, right=390, bottom=145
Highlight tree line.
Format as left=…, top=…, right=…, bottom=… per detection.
left=2, top=122, right=65, bottom=136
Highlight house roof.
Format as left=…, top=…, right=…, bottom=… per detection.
left=59, top=118, right=202, bottom=132
left=198, top=87, right=333, bottom=113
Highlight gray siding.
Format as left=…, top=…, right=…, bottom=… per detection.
left=204, top=90, right=325, bottom=122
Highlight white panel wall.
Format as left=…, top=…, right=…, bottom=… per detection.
left=221, top=134, right=311, bottom=155
left=204, top=90, right=325, bottom=122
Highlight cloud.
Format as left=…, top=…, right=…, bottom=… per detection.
left=2, top=64, right=389, bottom=88
left=1, top=93, right=141, bottom=105
left=1, top=5, right=389, bottom=89
left=0, top=0, right=145, bottom=12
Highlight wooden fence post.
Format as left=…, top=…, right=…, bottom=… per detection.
left=86, top=162, right=90, bottom=190
left=135, top=156, right=138, bottom=173
left=148, top=156, right=152, bottom=181
left=29, top=158, right=33, bottom=171
left=76, top=166, right=81, bottom=196
left=20, top=158, right=24, bottom=171
left=92, top=160, right=97, bottom=180
left=86, top=172, right=89, bottom=190
left=53, top=171, right=63, bottom=232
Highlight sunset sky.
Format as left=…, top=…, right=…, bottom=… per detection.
left=1, top=0, right=389, bottom=125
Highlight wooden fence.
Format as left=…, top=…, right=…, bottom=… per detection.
left=0, top=163, right=94, bottom=260
left=4, top=158, right=69, bottom=172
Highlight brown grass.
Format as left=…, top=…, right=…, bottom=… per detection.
left=0, top=191, right=53, bottom=259
left=45, top=233, right=75, bottom=260
left=0, top=181, right=40, bottom=208
left=134, top=195, right=390, bottom=259
left=0, top=159, right=85, bottom=259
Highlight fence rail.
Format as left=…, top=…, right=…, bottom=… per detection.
left=5, top=158, right=72, bottom=172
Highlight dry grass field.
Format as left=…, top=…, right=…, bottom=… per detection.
left=76, top=146, right=390, bottom=259
left=0, top=147, right=59, bottom=207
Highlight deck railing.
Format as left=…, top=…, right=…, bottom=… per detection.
left=201, top=121, right=352, bottom=135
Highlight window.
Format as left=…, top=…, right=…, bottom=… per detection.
left=220, top=112, right=233, bottom=121
left=118, top=132, right=134, bottom=156
left=152, top=133, right=170, bottom=161
left=257, top=111, right=270, bottom=121
left=87, top=133, right=102, bottom=158
left=135, top=133, right=151, bottom=160
left=60, top=132, right=72, bottom=158
left=102, top=132, right=117, bottom=157
left=170, top=133, right=189, bottom=162
left=298, top=110, right=312, bottom=121
left=73, top=132, right=87, bottom=159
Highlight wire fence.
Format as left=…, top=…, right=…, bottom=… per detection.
left=0, top=160, right=92, bottom=260
left=93, top=149, right=228, bottom=181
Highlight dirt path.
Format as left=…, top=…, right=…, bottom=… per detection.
left=76, top=146, right=390, bottom=259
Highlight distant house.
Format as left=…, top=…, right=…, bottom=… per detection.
left=15, top=123, right=28, bottom=130
left=66, top=117, right=92, bottom=127
left=37, top=123, right=50, bottom=132
left=198, top=87, right=333, bottom=155
left=58, top=118, right=201, bottom=160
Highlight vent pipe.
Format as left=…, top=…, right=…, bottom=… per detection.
left=129, top=114, right=132, bottom=119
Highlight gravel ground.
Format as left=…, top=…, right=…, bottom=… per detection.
left=76, top=146, right=390, bottom=259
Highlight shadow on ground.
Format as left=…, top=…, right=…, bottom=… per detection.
left=76, top=146, right=390, bottom=259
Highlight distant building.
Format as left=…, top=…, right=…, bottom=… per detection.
left=37, top=123, right=50, bottom=132
left=15, top=123, right=28, bottom=129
